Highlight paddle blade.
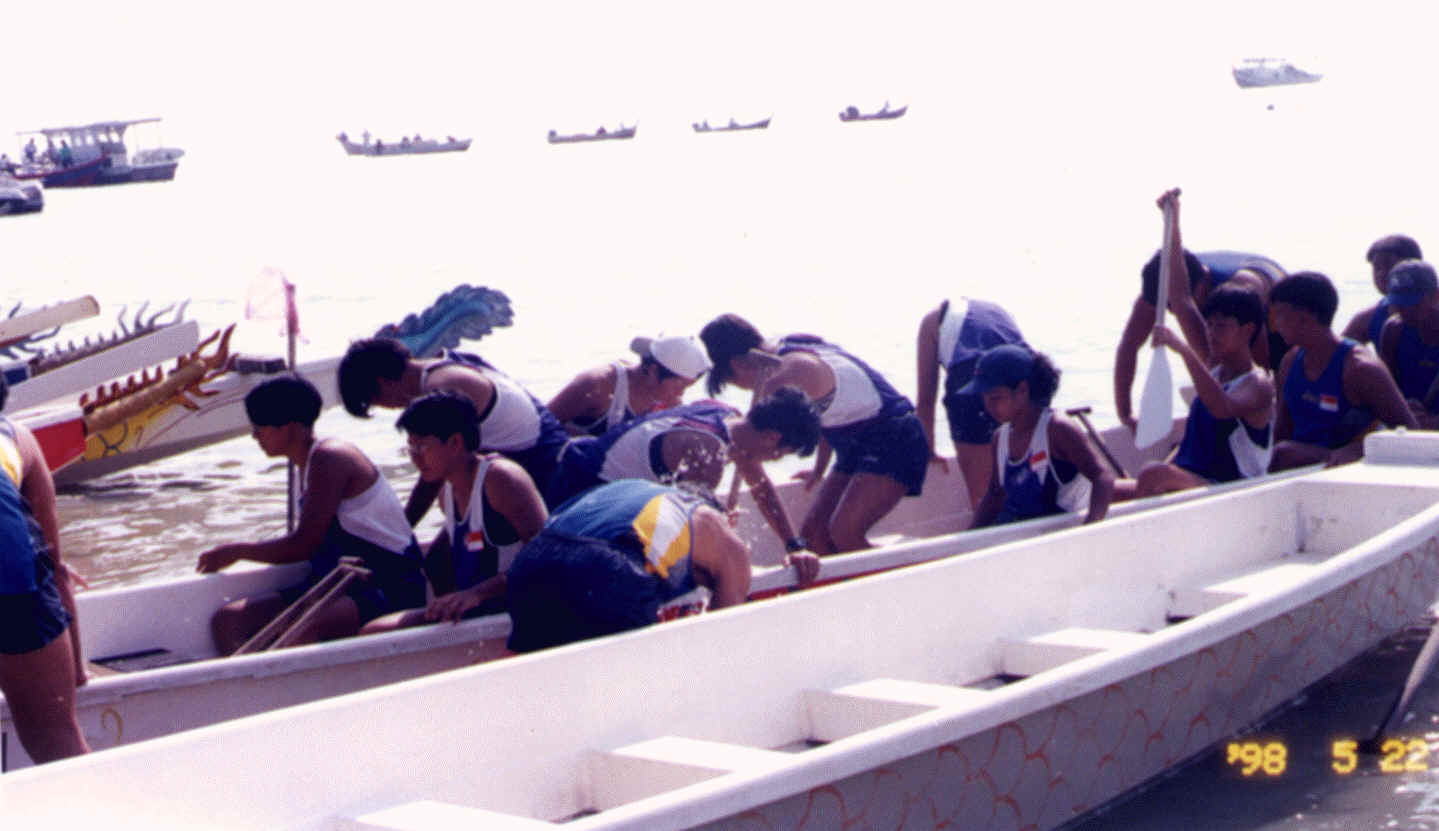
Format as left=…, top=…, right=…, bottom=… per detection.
left=1135, top=348, right=1173, bottom=449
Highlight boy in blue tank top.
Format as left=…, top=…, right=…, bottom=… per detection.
left=1342, top=234, right=1423, bottom=345
left=363, top=392, right=548, bottom=635
left=1269, top=272, right=1415, bottom=470
left=1377, top=260, right=1439, bottom=428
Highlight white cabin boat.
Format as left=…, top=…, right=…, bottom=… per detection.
left=1232, top=58, right=1323, bottom=88
left=16, top=118, right=182, bottom=186
left=2, top=431, right=1434, bottom=830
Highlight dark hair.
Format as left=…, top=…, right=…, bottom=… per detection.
left=639, top=354, right=681, bottom=383
left=397, top=391, right=480, bottom=451
left=1202, top=285, right=1266, bottom=345
left=1140, top=248, right=1207, bottom=305
left=987, top=348, right=1061, bottom=406
left=245, top=375, right=323, bottom=428
left=1269, top=271, right=1339, bottom=327
left=747, top=385, right=821, bottom=457
left=700, top=314, right=762, bottom=396
left=338, top=338, right=411, bottom=417
left=1367, top=234, right=1423, bottom=263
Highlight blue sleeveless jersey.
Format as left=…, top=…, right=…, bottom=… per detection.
left=1284, top=340, right=1375, bottom=448
left=777, top=335, right=914, bottom=442
left=993, top=409, right=1090, bottom=524
left=1368, top=298, right=1394, bottom=346
left=440, top=350, right=570, bottom=491
left=0, top=418, right=45, bottom=594
left=546, top=479, right=700, bottom=598
left=1172, top=370, right=1272, bottom=482
left=1392, top=324, right=1439, bottom=403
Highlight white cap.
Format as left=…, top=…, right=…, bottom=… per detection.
left=630, top=335, right=713, bottom=380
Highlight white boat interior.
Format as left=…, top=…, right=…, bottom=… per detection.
left=5, top=432, right=1436, bottom=831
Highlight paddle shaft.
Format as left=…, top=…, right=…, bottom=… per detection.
left=1066, top=406, right=1128, bottom=477
left=1134, top=201, right=1177, bottom=449
left=1363, top=610, right=1439, bottom=751
left=0, top=296, right=99, bottom=348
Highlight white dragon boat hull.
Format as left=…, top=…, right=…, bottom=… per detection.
left=2, top=432, right=1435, bottom=830
left=0, top=419, right=1195, bottom=772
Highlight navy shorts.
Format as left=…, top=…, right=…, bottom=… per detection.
left=829, top=412, right=930, bottom=496
left=506, top=531, right=669, bottom=653
left=943, top=389, right=999, bottom=445
left=0, top=553, right=69, bottom=655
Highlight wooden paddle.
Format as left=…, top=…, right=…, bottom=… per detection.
left=1066, top=406, right=1128, bottom=477
left=1135, top=201, right=1176, bottom=449
left=232, top=558, right=371, bottom=655
left=1361, top=612, right=1439, bottom=753
left=0, top=295, right=99, bottom=349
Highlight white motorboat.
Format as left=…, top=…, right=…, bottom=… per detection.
left=0, top=173, right=43, bottom=214
left=1232, top=58, right=1323, bottom=88
left=15, top=118, right=182, bottom=186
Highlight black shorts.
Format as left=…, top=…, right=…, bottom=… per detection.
left=942, top=388, right=999, bottom=446
left=506, top=531, right=671, bottom=653
left=0, top=555, right=69, bottom=655
left=829, top=413, right=930, bottom=496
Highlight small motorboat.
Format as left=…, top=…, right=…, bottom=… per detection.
left=692, top=116, right=772, bottom=133
left=839, top=102, right=908, bottom=122
left=1232, top=58, right=1323, bottom=88
left=548, top=124, right=637, bottom=143
left=0, top=173, right=42, bottom=214
left=336, top=132, right=472, bottom=156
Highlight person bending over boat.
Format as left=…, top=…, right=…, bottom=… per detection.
left=1342, top=234, right=1423, bottom=345
left=967, top=345, right=1114, bottom=527
left=547, top=334, right=712, bottom=437
left=545, top=389, right=821, bottom=554
left=197, top=376, right=426, bottom=654
left=915, top=297, right=1027, bottom=510
left=1377, top=260, right=1439, bottom=428
left=1268, top=272, right=1416, bottom=471
left=363, top=393, right=547, bottom=634
left=338, top=337, right=569, bottom=516
left=505, top=479, right=820, bottom=653
left=0, top=376, right=89, bottom=764
left=1115, top=239, right=1287, bottom=431
left=700, top=314, right=928, bottom=554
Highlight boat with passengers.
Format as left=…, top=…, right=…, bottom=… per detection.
left=14, top=118, right=183, bottom=186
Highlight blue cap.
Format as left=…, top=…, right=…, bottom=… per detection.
left=1387, top=260, right=1438, bottom=308
left=958, top=344, right=1036, bottom=396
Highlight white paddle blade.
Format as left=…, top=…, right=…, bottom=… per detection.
left=1135, top=348, right=1174, bottom=449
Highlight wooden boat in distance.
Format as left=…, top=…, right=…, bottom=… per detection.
left=3, top=430, right=1433, bottom=831
left=336, top=132, right=472, bottom=156
left=548, top=124, right=637, bottom=143
left=692, top=117, right=772, bottom=133
left=0, top=416, right=1195, bottom=771
left=840, top=102, right=908, bottom=121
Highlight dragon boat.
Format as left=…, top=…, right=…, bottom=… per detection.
left=548, top=124, right=637, bottom=144
left=336, top=133, right=472, bottom=156
left=1, top=413, right=1288, bottom=776
left=2, top=429, right=1431, bottom=831
left=692, top=117, right=772, bottom=133
left=8, top=285, right=515, bottom=484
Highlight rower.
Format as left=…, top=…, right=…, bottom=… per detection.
left=505, top=479, right=820, bottom=653
left=1376, top=260, right=1439, bottom=428
left=914, top=297, right=1027, bottom=510
left=0, top=374, right=89, bottom=764
left=546, top=334, right=712, bottom=437
left=1118, top=187, right=1273, bottom=496
left=1115, top=244, right=1287, bottom=431
left=197, top=376, right=426, bottom=654
left=966, top=345, right=1114, bottom=528
left=362, top=392, right=547, bottom=633
left=700, top=314, right=929, bottom=554
left=338, top=337, right=569, bottom=515
left=545, top=387, right=820, bottom=553
left=1341, top=234, right=1423, bottom=345
left=1269, top=272, right=1416, bottom=470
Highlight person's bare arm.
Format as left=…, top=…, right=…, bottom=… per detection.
left=545, top=364, right=616, bottom=432
left=1158, top=189, right=1211, bottom=365
left=1115, top=298, right=1152, bottom=431
left=1152, top=326, right=1271, bottom=423
left=1050, top=416, right=1114, bottom=524
left=197, top=444, right=354, bottom=571
left=915, top=305, right=946, bottom=465
left=16, top=421, right=84, bottom=683
left=1342, top=306, right=1375, bottom=342
left=690, top=507, right=753, bottom=609
left=1272, top=347, right=1297, bottom=442
left=730, top=444, right=801, bottom=547
left=484, top=458, right=549, bottom=542
left=969, top=438, right=1004, bottom=528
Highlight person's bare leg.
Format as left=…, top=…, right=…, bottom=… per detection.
left=827, top=473, right=907, bottom=554
left=954, top=441, right=993, bottom=511
left=0, top=628, right=89, bottom=763
left=799, top=472, right=849, bottom=555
